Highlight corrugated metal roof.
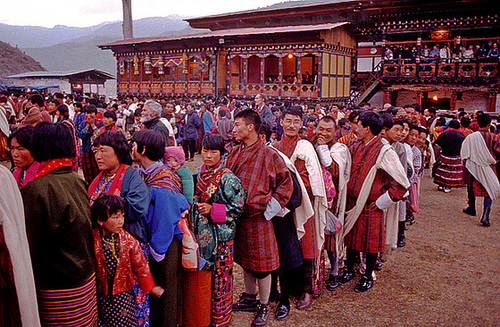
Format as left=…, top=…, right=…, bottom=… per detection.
left=7, top=69, right=115, bottom=79
left=99, top=22, right=349, bottom=48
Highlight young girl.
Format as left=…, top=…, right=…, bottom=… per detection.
left=163, top=146, right=194, bottom=203
left=91, top=194, right=164, bottom=327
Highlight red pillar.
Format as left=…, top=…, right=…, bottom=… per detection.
left=416, top=91, right=423, bottom=107
left=383, top=90, right=392, bottom=105
left=450, top=91, right=457, bottom=111
left=487, top=92, right=497, bottom=112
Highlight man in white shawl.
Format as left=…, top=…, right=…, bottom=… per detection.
left=0, top=165, right=40, bottom=327
left=275, top=106, right=327, bottom=310
left=314, top=116, right=351, bottom=292
left=338, top=111, right=409, bottom=293
left=461, top=113, right=500, bottom=227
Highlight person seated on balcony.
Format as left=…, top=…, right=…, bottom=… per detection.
left=463, top=45, right=475, bottom=62
left=440, top=43, right=452, bottom=63
left=474, top=44, right=488, bottom=59
left=401, top=45, right=412, bottom=62
left=429, top=45, right=440, bottom=63
left=287, top=72, right=298, bottom=84
left=302, top=71, right=313, bottom=84
left=422, top=44, right=431, bottom=59
left=487, top=43, right=499, bottom=59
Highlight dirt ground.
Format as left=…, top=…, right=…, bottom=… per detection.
left=185, top=158, right=500, bottom=327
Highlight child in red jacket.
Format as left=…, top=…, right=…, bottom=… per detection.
left=91, top=194, right=163, bottom=327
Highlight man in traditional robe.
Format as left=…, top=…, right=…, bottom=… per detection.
left=339, top=111, right=409, bottom=293
left=313, top=116, right=351, bottom=292
left=254, top=93, right=273, bottom=130
left=275, top=107, right=327, bottom=310
left=227, top=109, right=293, bottom=327
left=461, top=113, right=500, bottom=227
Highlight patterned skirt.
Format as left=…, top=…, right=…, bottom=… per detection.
left=132, top=243, right=150, bottom=327
left=212, top=241, right=234, bottom=327
left=433, top=154, right=464, bottom=187
left=97, top=290, right=136, bottom=327
left=37, top=274, right=98, bottom=327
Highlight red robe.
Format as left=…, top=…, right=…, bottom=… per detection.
left=226, top=139, right=293, bottom=272
left=345, top=136, right=407, bottom=253
left=275, top=134, right=318, bottom=259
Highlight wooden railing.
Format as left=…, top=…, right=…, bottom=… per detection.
left=382, top=59, right=499, bottom=81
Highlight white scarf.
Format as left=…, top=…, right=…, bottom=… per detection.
left=461, top=131, right=500, bottom=200
left=329, top=142, right=351, bottom=258
left=290, top=139, right=328, bottom=254
left=0, top=166, right=41, bottom=327
left=343, top=138, right=410, bottom=237
left=271, top=147, right=314, bottom=240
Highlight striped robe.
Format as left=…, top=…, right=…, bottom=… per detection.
left=226, top=139, right=293, bottom=272
left=345, top=136, right=407, bottom=253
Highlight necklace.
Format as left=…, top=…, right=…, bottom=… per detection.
left=101, top=231, right=120, bottom=263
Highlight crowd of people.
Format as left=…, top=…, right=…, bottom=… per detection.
left=0, top=89, right=498, bottom=327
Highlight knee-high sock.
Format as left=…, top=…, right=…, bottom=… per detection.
left=364, top=252, right=378, bottom=280
left=328, top=250, right=339, bottom=276
left=243, top=270, right=257, bottom=295
left=484, top=197, right=492, bottom=210
left=257, top=275, right=272, bottom=304
left=346, top=248, right=358, bottom=272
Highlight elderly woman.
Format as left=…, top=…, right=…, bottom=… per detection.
left=183, top=134, right=246, bottom=327
left=20, top=122, right=97, bottom=326
left=8, top=126, right=40, bottom=188
left=88, top=131, right=151, bottom=327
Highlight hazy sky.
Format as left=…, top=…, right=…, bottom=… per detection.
left=0, top=0, right=284, bottom=28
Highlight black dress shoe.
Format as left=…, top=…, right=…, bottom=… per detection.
left=274, top=302, right=290, bottom=320
left=354, top=276, right=374, bottom=293
left=374, top=259, right=383, bottom=271
left=233, top=292, right=258, bottom=312
left=463, top=207, right=476, bottom=216
left=480, top=208, right=491, bottom=227
left=326, top=275, right=340, bottom=291
left=338, top=270, right=355, bottom=285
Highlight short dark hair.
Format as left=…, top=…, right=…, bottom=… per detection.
left=319, top=115, right=336, bottom=126
left=133, top=130, right=165, bottom=161
left=31, top=122, right=75, bottom=162
left=428, top=107, right=437, bottom=114
left=53, top=92, right=64, bottom=100
left=28, top=94, right=44, bottom=107
left=409, top=122, right=420, bottom=131
left=234, top=109, right=261, bottom=134
left=103, top=110, right=117, bottom=121
left=359, top=111, right=383, bottom=135
left=91, top=194, right=125, bottom=225
left=477, top=113, right=491, bottom=128
left=56, top=104, right=69, bottom=119
left=258, top=122, right=272, bottom=143
left=348, top=110, right=360, bottom=123
left=93, top=131, right=132, bottom=165
left=379, top=112, right=394, bottom=129
left=393, top=118, right=405, bottom=127
left=282, top=106, right=303, bottom=120
left=460, top=117, right=471, bottom=128
left=85, top=104, right=97, bottom=114
left=8, top=125, right=34, bottom=152
left=418, top=127, right=429, bottom=135
left=219, top=109, right=227, bottom=117
left=201, top=133, right=226, bottom=156
left=74, top=102, right=83, bottom=110
left=338, top=118, right=349, bottom=127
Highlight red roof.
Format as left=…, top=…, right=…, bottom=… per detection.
left=99, top=22, right=348, bottom=49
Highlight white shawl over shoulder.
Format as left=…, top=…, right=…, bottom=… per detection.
left=0, top=165, right=40, bottom=327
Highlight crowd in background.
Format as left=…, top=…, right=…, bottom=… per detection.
left=1, top=89, right=498, bottom=327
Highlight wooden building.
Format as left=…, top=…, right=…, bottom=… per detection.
left=100, top=0, right=500, bottom=110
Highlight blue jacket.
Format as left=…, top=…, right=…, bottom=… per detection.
left=183, top=111, right=202, bottom=140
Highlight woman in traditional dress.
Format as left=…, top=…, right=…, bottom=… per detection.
left=8, top=125, right=40, bottom=188
left=88, top=131, right=151, bottom=327
left=20, top=122, right=97, bottom=326
left=185, top=133, right=246, bottom=327
left=131, top=130, right=189, bottom=327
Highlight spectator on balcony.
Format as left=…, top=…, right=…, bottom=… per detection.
left=384, top=47, right=394, bottom=61
left=422, top=44, right=431, bottom=59
left=287, top=72, right=298, bottom=84
left=429, top=45, right=440, bottom=63
left=463, top=45, right=475, bottom=61
left=440, top=43, right=452, bottom=63
left=474, top=44, right=488, bottom=58
left=401, top=45, right=412, bottom=62
left=487, top=43, right=499, bottom=59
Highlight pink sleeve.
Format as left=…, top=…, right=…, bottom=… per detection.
left=210, top=203, right=227, bottom=223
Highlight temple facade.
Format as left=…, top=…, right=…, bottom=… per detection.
left=100, top=0, right=500, bottom=110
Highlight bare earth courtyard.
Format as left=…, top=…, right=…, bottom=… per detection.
left=226, top=170, right=500, bottom=327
